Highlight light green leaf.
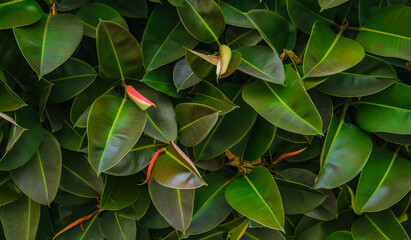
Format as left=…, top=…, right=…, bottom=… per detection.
left=0, top=70, right=26, bottom=112
left=225, top=166, right=284, bottom=230
left=303, top=21, right=365, bottom=78
left=242, top=65, right=323, bottom=135
left=0, top=0, right=42, bottom=29
left=318, top=0, right=349, bottom=11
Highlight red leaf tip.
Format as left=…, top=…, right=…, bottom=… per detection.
left=125, top=85, right=156, bottom=110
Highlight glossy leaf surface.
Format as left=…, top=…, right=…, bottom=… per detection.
left=0, top=0, right=42, bottom=29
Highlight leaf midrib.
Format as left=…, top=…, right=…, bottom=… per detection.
left=37, top=150, right=50, bottom=205
left=179, top=112, right=217, bottom=131
left=101, top=23, right=125, bottom=80
left=185, top=0, right=219, bottom=42
left=364, top=214, right=390, bottom=240
left=358, top=101, right=411, bottom=112
left=0, top=0, right=23, bottom=7
left=39, top=13, right=52, bottom=76
left=62, top=164, right=101, bottom=194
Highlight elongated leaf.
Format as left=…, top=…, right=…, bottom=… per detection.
left=104, top=135, right=157, bottom=176
left=88, top=95, right=146, bottom=174
left=225, top=27, right=263, bottom=49
left=318, top=0, right=349, bottom=10
left=117, top=186, right=151, bottom=220
left=100, top=175, right=140, bottom=211
left=0, top=107, right=43, bottom=170
left=149, top=178, right=194, bottom=232
left=0, top=0, right=42, bottom=29
left=59, top=150, right=104, bottom=198
left=243, top=65, right=323, bottom=135
left=315, top=114, right=372, bottom=189
left=303, top=21, right=365, bottom=78
left=141, top=89, right=178, bottom=143
left=0, top=196, right=40, bottom=240
left=75, top=2, right=128, bottom=38
left=0, top=70, right=26, bottom=112
left=219, top=0, right=265, bottom=28
left=142, top=64, right=181, bottom=98
left=177, top=0, right=225, bottom=43
left=356, top=147, right=411, bottom=213
left=236, top=45, right=285, bottom=84
left=356, top=6, right=411, bottom=61
left=55, top=214, right=104, bottom=240
left=356, top=82, right=411, bottom=134
left=191, top=81, right=237, bottom=115
left=325, top=231, right=353, bottom=240
left=242, top=228, right=286, bottom=240
left=99, top=212, right=136, bottom=240
left=225, top=166, right=284, bottom=230
left=351, top=210, right=409, bottom=240
left=153, top=141, right=206, bottom=189
left=194, top=83, right=257, bottom=160
left=54, top=120, right=83, bottom=151
left=276, top=178, right=326, bottom=214
left=142, top=5, right=198, bottom=71
left=96, top=20, right=142, bottom=81
left=176, top=103, right=219, bottom=147
left=286, top=0, right=339, bottom=34
left=317, top=54, right=397, bottom=97
left=10, top=131, right=61, bottom=205
left=246, top=9, right=289, bottom=53
left=185, top=48, right=216, bottom=81
left=44, top=58, right=97, bottom=103
left=185, top=172, right=233, bottom=236
left=13, top=13, right=83, bottom=78
left=230, top=116, right=276, bottom=161
left=173, top=58, right=201, bottom=91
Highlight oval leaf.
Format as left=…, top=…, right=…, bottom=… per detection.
left=225, top=166, right=285, bottom=230
left=100, top=175, right=140, bottom=211
left=0, top=0, right=42, bottom=29
left=88, top=95, right=146, bottom=174
left=173, top=58, right=201, bottom=92
left=99, top=212, right=136, bottom=240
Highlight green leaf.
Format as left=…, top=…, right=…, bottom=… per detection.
left=44, top=58, right=97, bottom=103
left=0, top=173, right=22, bottom=206
left=246, top=9, right=289, bottom=53
left=117, top=186, right=151, bottom=220
left=59, top=150, right=104, bottom=198
left=141, top=89, right=178, bottom=143
left=315, top=114, right=372, bottom=189
left=230, top=116, right=276, bottom=161
left=225, top=166, right=284, bottom=230
left=177, top=0, right=225, bottom=43
left=0, top=196, right=40, bottom=240
left=242, top=228, right=286, bottom=240
left=148, top=178, right=194, bottom=232
left=185, top=48, right=216, bottom=81
left=317, top=54, right=397, bottom=97
left=225, top=27, right=262, bottom=49
left=96, top=20, right=142, bottom=81
left=142, top=64, right=182, bottom=98
left=55, top=214, right=104, bottom=240
left=356, top=5, right=411, bottom=61
left=303, top=21, right=365, bottom=78
left=10, top=130, right=61, bottom=206
left=100, top=175, right=140, bottom=211
left=286, top=0, right=339, bottom=34
left=351, top=209, right=410, bottom=240
left=356, top=82, right=411, bottom=134
left=54, top=120, right=83, bottom=151
left=219, top=0, right=265, bottom=28
left=104, top=135, right=157, bottom=176
left=276, top=178, right=326, bottom=214
left=356, top=147, right=411, bottom=213
left=173, top=58, right=201, bottom=92
left=318, top=0, right=349, bottom=10
left=153, top=141, right=206, bottom=189
left=13, top=13, right=83, bottom=78
left=0, top=70, right=26, bottom=112
left=236, top=45, right=285, bottom=84
left=0, top=0, right=42, bottom=29
left=99, top=212, right=136, bottom=240
left=325, top=231, right=353, bottom=240
left=242, top=65, right=323, bottom=135
left=185, top=171, right=233, bottom=236
left=191, top=81, right=237, bottom=115
left=75, top=2, right=128, bottom=38
left=142, top=5, right=198, bottom=71
left=0, top=107, right=44, bottom=170
left=88, top=95, right=146, bottom=174
left=194, top=83, right=257, bottom=160
left=176, top=103, right=220, bottom=147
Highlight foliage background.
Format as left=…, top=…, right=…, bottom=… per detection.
left=0, top=0, right=410, bottom=239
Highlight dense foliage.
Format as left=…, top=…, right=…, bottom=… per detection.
left=0, top=0, right=410, bottom=239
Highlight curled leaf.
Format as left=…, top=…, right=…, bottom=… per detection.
left=217, top=45, right=232, bottom=82
left=125, top=85, right=156, bottom=110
